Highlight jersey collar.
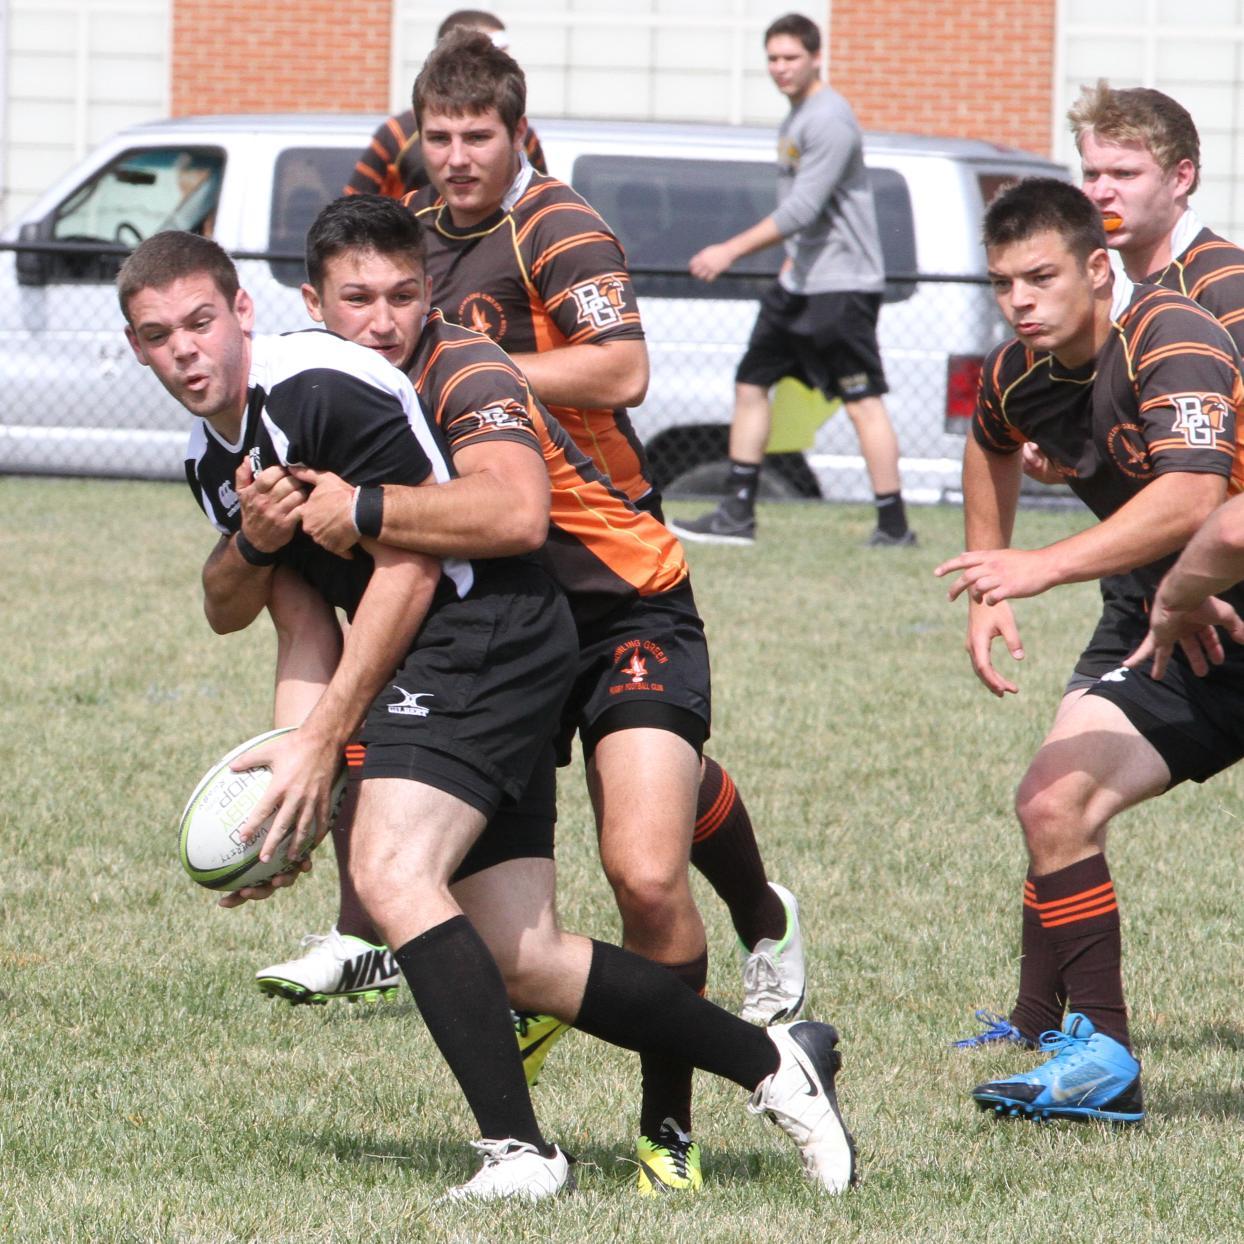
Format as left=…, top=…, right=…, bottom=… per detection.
left=1168, top=206, right=1203, bottom=263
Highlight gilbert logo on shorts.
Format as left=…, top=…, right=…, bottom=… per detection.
left=388, top=687, right=433, bottom=717
left=569, top=277, right=626, bottom=330
left=610, top=639, right=667, bottom=695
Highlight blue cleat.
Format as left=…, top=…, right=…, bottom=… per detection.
left=971, top=1013, right=1144, bottom=1124
left=952, top=1009, right=1037, bottom=1050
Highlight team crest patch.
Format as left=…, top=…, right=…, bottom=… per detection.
left=569, top=277, right=626, bottom=330
left=1170, top=393, right=1229, bottom=450
left=1106, top=422, right=1151, bottom=479
left=459, top=292, right=508, bottom=341
left=610, top=639, right=668, bottom=695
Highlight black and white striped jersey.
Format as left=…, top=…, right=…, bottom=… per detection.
left=185, top=329, right=473, bottom=616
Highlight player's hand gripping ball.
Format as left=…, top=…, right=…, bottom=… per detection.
left=179, top=727, right=345, bottom=890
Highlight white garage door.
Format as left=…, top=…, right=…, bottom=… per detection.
left=1057, top=0, right=1244, bottom=241
left=391, top=0, right=802, bottom=130
left=1, top=0, right=168, bottom=229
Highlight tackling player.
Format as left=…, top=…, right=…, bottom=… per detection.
left=935, top=179, right=1244, bottom=1123
left=121, top=230, right=858, bottom=1199
left=392, top=30, right=806, bottom=1184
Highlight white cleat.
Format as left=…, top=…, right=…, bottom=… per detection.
left=443, top=1139, right=574, bottom=1202
left=255, top=926, right=400, bottom=1005
left=739, top=882, right=806, bottom=1025
left=748, top=1021, right=857, bottom=1193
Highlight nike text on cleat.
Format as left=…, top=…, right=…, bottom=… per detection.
left=513, top=1010, right=571, bottom=1087
left=952, top=1009, right=1038, bottom=1050
left=668, top=504, right=756, bottom=546
left=635, top=1118, right=703, bottom=1195
left=254, top=927, right=400, bottom=1005
left=748, top=1021, right=858, bottom=1193
left=442, top=1139, right=574, bottom=1202
left=739, top=881, right=807, bottom=1025
left=971, top=1012, right=1144, bottom=1124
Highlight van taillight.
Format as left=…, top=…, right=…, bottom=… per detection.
left=944, top=354, right=982, bottom=433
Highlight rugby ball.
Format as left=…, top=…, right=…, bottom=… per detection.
left=179, top=727, right=345, bottom=891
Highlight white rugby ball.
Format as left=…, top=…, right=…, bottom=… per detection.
left=179, top=727, right=345, bottom=891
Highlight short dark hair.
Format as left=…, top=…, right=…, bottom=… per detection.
left=765, top=13, right=821, bottom=53
left=1069, top=80, right=1201, bottom=194
left=117, top=231, right=238, bottom=323
left=982, top=177, right=1108, bottom=265
left=305, top=195, right=426, bottom=291
left=413, top=28, right=525, bottom=137
left=436, top=8, right=504, bottom=38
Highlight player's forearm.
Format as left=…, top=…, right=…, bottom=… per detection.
left=268, top=567, right=342, bottom=729
left=719, top=216, right=786, bottom=261
left=298, top=547, right=439, bottom=750
left=510, top=339, right=649, bottom=408
left=962, top=438, right=1021, bottom=550
left=1154, top=492, right=1244, bottom=611
left=202, top=534, right=275, bottom=634
left=1041, top=471, right=1228, bottom=586
left=377, top=470, right=549, bottom=558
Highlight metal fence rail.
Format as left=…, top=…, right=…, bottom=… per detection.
left=1, top=240, right=1002, bottom=502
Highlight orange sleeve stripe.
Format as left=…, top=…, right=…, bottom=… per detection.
left=1138, top=341, right=1236, bottom=370
left=433, top=360, right=532, bottom=423
left=564, top=316, right=644, bottom=346
left=515, top=199, right=601, bottom=246
left=530, top=232, right=619, bottom=279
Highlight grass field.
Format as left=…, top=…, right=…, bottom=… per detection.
left=0, top=477, right=1240, bottom=1243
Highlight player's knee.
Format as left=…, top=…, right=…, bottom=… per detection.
left=604, top=861, right=686, bottom=930
left=1015, top=776, right=1086, bottom=857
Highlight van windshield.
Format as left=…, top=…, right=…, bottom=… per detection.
left=51, top=147, right=224, bottom=246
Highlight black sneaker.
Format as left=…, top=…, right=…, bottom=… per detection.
left=866, top=527, right=917, bottom=547
left=669, top=503, right=756, bottom=546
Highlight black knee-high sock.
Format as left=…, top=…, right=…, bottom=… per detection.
left=691, top=757, right=785, bottom=948
left=393, top=916, right=549, bottom=1150
left=1009, top=869, right=1067, bottom=1042
left=637, top=952, right=706, bottom=1136
left=575, top=941, right=777, bottom=1094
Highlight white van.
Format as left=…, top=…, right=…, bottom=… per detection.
left=0, top=114, right=1066, bottom=495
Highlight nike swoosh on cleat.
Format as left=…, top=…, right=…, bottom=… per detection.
left=520, top=1028, right=561, bottom=1059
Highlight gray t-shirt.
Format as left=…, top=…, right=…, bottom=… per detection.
left=771, top=85, right=885, bottom=296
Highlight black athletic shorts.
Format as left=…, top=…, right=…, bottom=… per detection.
left=359, top=560, right=577, bottom=816
left=735, top=283, right=888, bottom=401
left=346, top=743, right=557, bottom=884
left=1072, top=596, right=1244, bottom=785
left=555, top=580, right=711, bottom=764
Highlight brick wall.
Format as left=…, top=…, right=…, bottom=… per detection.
left=826, top=0, right=1056, bottom=156
left=171, top=0, right=390, bottom=115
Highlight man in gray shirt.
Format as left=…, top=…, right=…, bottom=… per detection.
left=673, top=12, right=913, bottom=548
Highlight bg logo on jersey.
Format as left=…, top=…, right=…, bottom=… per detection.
left=1170, top=393, right=1229, bottom=450
left=569, top=277, right=626, bottom=330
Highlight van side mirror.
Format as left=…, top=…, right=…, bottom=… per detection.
left=15, top=221, right=50, bottom=287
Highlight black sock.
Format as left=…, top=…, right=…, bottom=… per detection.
left=574, top=940, right=777, bottom=1093
left=393, top=916, right=549, bottom=1150
left=725, top=460, right=761, bottom=516
left=638, top=952, right=706, bottom=1136
left=691, top=757, right=785, bottom=947
left=874, top=490, right=908, bottom=537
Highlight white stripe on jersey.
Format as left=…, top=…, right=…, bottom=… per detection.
left=248, top=331, right=473, bottom=597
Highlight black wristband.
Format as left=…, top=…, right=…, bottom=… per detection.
left=354, top=485, right=385, bottom=539
left=234, top=529, right=280, bottom=567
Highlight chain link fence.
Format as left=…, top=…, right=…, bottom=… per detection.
left=1, top=239, right=1009, bottom=504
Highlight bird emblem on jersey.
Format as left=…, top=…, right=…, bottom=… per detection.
left=458, top=292, right=508, bottom=342
left=1106, top=422, right=1152, bottom=479
left=622, top=653, right=648, bottom=684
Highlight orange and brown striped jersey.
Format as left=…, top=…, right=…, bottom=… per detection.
left=408, top=310, right=686, bottom=622
left=1146, top=222, right=1244, bottom=354
left=405, top=171, right=653, bottom=504
left=345, top=109, right=547, bottom=200
left=974, top=278, right=1244, bottom=599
